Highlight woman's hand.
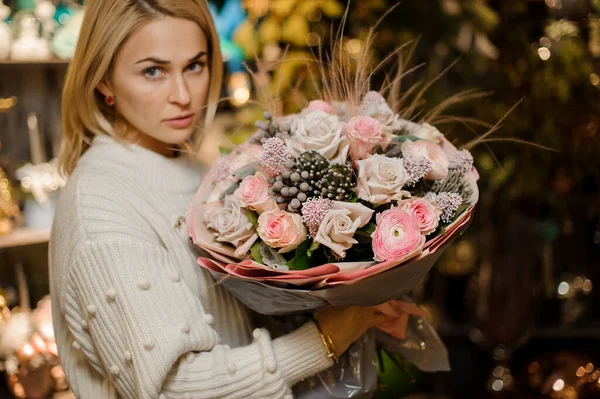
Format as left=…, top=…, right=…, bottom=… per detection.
left=314, top=306, right=390, bottom=357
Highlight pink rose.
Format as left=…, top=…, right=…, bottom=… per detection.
left=401, top=140, right=449, bottom=181
left=304, top=100, right=335, bottom=115
left=345, top=116, right=385, bottom=162
left=372, top=208, right=425, bottom=262
left=398, top=197, right=441, bottom=235
left=258, top=209, right=308, bottom=253
left=237, top=173, right=278, bottom=214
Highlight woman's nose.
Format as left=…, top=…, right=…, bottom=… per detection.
left=168, top=75, right=191, bottom=106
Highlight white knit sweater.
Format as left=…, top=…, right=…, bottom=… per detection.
left=49, top=135, right=333, bottom=399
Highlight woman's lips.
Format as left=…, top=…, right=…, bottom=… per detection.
left=165, top=114, right=194, bottom=129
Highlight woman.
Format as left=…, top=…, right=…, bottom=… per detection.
left=49, top=1, right=392, bottom=398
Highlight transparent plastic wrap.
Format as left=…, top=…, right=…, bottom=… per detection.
left=257, top=308, right=449, bottom=399
left=293, top=330, right=379, bottom=399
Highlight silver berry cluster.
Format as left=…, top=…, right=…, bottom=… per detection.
left=314, top=163, right=355, bottom=202
left=267, top=151, right=327, bottom=212
left=267, top=151, right=356, bottom=212
left=251, top=112, right=292, bottom=145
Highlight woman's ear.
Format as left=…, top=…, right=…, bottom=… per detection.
left=97, top=81, right=114, bottom=98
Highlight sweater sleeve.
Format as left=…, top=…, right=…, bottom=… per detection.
left=63, top=234, right=333, bottom=399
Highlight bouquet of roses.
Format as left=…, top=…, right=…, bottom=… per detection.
left=185, top=94, right=479, bottom=395
left=188, top=89, right=477, bottom=309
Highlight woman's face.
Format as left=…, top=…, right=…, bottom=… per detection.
left=99, top=17, right=210, bottom=157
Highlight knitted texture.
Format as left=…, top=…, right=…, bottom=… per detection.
left=49, top=135, right=333, bottom=399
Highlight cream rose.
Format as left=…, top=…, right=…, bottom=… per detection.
left=344, top=116, right=385, bottom=162
left=358, top=91, right=396, bottom=126
left=287, top=110, right=349, bottom=164
left=356, top=154, right=411, bottom=206
left=331, top=100, right=350, bottom=121
left=204, top=197, right=259, bottom=257
left=401, top=140, right=449, bottom=181
left=237, top=173, right=278, bottom=214
left=412, top=123, right=444, bottom=144
left=314, top=201, right=375, bottom=258
left=257, top=209, right=308, bottom=253
left=394, top=118, right=422, bottom=135
left=372, top=208, right=425, bottom=262
left=398, top=197, right=441, bottom=235
left=229, top=143, right=264, bottom=171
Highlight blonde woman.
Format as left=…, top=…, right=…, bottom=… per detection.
left=49, top=0, right=392, bottom=398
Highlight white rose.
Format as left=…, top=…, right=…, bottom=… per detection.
left=314, top=201, right=374, bottom=258
left=393, top=120, right=445, bottom=144
left=287, top=110, right=349, bottom=164
left=413, top=123, right=444, bottom=144
left=358, top=91, right=397, bottom=126
left=229, top=143, right=263, bottom=171
left=331, top=100, right=350, bottom=122
left=401, top=140, right=449, bottom=181
left=204, top=196, right=258, bottom=257
left=356, top=154, right=411, bottom=206
left=391, top=118, right=422, bottom=134
left=207, top=178, right=237, bottom=203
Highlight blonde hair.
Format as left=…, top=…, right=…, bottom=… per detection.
left=59, top=0, right=222, bottom=176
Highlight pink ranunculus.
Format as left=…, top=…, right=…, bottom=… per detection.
left=401, top=140, right=449, bottom=181
left=304, top=100, right=335, bottom=115
left=372, top=208, right=425, bottom=262
left=398, top=197, right=441, bottom=235
left=345, top=116, right=385, bottom=162
left=257, top=209, right=308, bottom=253
left=237, top=173, right=278, bottom=214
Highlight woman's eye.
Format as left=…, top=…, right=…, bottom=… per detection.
left=143, top=66, right=163, bottom=78
left=186, top=62, right=205, bottom=73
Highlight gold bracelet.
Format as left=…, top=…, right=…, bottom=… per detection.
left=318, top=331, right=339, bottom=364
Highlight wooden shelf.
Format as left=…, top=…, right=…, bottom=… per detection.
left=0, top=228, right=51, bottom=249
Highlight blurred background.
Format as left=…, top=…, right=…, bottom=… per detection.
left=0, top=0, right=599, bottom=398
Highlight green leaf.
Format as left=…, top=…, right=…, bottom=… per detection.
left=362, top=222, right=377, bottom=235
left=247, top=210, right=259, bottom=228
left=286, top=241, right=312, bottom=270
left=218, top=182, right=240, bottom=202
left=393, top=135, right=422, bottom=143
left=250, top=241, right=263, bottom=264
left=453, top=203, right=470, bottom=220
left=232, top=166, right=258, bottom=180
left=354, top=222, right=376, bottom=245
left=219, top=146, right=233, bottom=156
left=307, top=241, right=320, bottom=257
left=354, top=230, right=373, bottom=244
